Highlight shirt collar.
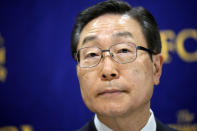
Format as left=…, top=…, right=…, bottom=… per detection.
left=94, top=114, right=113, bottom=131
left=94, top=109, right=156, bottom=131
left=141, top=109, right=156, bottom=131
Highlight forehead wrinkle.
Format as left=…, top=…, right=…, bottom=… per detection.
left=113, top=31, right=133, bottom=38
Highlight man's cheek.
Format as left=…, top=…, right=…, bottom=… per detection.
left=126, top=68, right=145, bottom=82
left=79, top=69, right=96, bottom=80
left=80, top=85, right=91, bottom=100
left=79, top=77, right=95, bottom=96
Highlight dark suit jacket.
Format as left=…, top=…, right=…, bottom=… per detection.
left=75, top=118, right=178, bottom=131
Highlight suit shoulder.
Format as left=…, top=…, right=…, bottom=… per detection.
left=75, top=119, right=97, bottom=131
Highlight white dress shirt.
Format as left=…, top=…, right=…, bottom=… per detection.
left=94, top=109, right=156, bottom=131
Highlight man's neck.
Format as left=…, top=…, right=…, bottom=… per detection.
left=96, top=103, right=151, bottom=131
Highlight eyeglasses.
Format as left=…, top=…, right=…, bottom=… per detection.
left=75, top=43, right=155, bottom=68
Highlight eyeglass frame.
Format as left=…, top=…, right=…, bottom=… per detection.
left=75, top=42, right=157, bottom=68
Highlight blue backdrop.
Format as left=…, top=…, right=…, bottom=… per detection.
left=0, top=0, right=197, bottom=131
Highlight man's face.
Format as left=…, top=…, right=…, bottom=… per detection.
left=76, top=14, right=163, bottom=117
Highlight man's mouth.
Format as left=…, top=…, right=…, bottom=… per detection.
left=97, top=89, right=127, bottom=96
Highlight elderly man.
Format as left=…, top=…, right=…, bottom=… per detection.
left=71, top=0, right=177, bottom=131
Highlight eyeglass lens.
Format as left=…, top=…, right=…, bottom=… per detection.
left=77, top=43, right=137, bottom=68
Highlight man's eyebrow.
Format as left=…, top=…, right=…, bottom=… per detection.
left=81, top=32, right=132, bottom=45
left=113, top=32, right=133, bottom=38
left=82, top=36, right=97, bottom=45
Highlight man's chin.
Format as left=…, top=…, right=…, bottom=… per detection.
left=94, top=107, right=129, bottom=118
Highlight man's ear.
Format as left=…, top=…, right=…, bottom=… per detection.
left=152, top=54, right=163, bottom=85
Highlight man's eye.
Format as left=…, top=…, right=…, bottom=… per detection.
left=118, top=48, right=130, bottom=53
left=86, top=53, right=98, bottom=58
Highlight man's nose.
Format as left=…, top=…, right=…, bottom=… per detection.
left=99, top=55, right=119, bottom=81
